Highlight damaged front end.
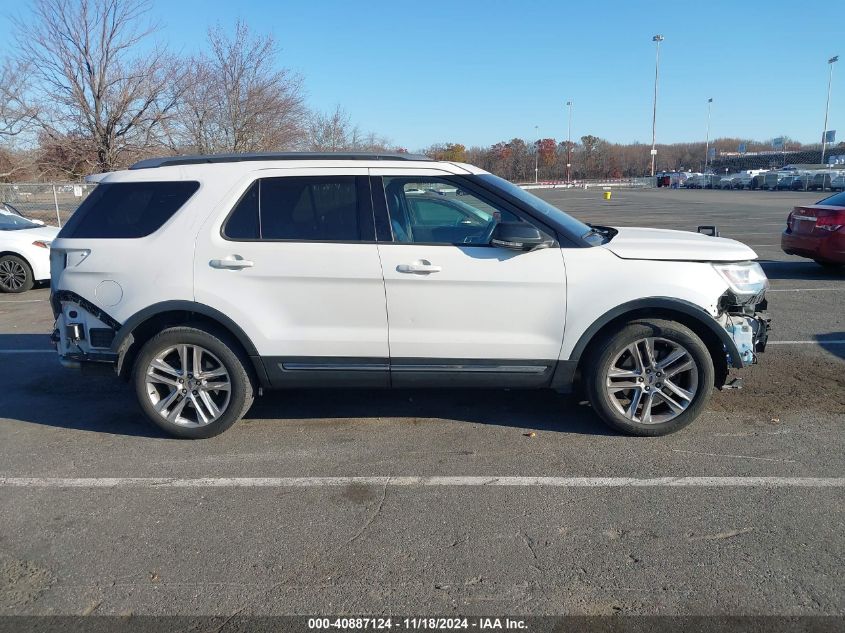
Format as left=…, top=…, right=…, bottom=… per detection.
left=712, top=261, right=770, bottom=368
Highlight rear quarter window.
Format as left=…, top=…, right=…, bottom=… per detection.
left=58, top=181, right=200, bottom=239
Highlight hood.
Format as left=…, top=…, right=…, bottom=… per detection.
left=20, top=225, right=61, bottom=241
left=601, top=227, right=757, bottom=262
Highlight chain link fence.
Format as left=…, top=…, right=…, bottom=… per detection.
left=0, top=182, right=95, bottom=227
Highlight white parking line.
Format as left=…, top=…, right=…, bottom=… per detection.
left=0, top=476, right=842, bottom=488
left=0, top=299, right=46, bottom=303
left=768, top=340, right=845, bottom=345
left=0, top=349, right=53, bottom=353
left=3, top=340, right=845, bottom=356
left=768, top=288, right=845, bottom=292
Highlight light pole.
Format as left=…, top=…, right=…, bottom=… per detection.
left=534, top=125, right=539, bottom=183
left=650, top=34, right=664, bottom=177
left=821, top=55, right=839, bottom=166
left=566, top=100, right=573, bottom=183
left=704, top=97, right=713, bottom=173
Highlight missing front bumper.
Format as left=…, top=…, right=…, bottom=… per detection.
left=725, top=314, right=769, bottom=366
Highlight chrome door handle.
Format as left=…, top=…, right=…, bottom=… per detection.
left=210, top=256, right=254, bottom=270
left=397, top=260, right=441, bottom=274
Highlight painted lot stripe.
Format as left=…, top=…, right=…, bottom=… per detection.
left=768, top=340, right=845, bottom=345
left=2, top=341, right=845, bottom=356
left=768, top=288, right=845, bottom=292
left=0, top=476, right=843, bottom=489
left=0, top=299, right=46, bottom=303
left=0, top=339, right=845, bottom=354
left=0, top=349, right=53, bottom=353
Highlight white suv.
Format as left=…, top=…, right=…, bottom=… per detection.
left=50, top=153, right=769, bottom=438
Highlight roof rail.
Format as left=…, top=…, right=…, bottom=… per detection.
left=130, top=152, right=432, bottom=170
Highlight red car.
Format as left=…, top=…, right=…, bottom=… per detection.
left=781, top=191, right=845, bottom=269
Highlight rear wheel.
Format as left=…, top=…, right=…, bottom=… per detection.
left=133, top=325, right=255, bottom=438
left=585, top=320, right=714, bottom=436
left=0, top=255, right=33, bottom=293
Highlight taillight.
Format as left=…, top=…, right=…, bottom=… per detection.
left=816, top=209, right=845, bottom=232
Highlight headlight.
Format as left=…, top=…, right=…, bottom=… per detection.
left=32, top=240, right=52, bottom=249
left=713, top=261, right=768, bottom=298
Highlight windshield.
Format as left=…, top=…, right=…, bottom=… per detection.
left=0, top=213, right=40, bottom=230
left=0, top=202, right=22, bottom=216
left=475, top=174, right=602, bottom=244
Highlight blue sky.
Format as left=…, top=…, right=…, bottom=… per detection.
left=2, top=0, right=842, bottom=150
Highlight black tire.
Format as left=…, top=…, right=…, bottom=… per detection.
left=584, top=319, right=715, bottom=436
left=0, top=254, right=34, bottom=293
left=132, top=325, right=255, bottom=439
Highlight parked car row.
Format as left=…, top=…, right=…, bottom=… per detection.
left=685, top=171, right=845, bottom=192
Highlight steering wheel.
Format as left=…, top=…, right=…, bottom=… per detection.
left=463, top=217, right=497, bottom=245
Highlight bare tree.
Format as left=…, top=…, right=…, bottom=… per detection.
left=0, top=60, right=40, bottom=179
left=307, top=106, right=357, bottom=151
left=0, top=60, right=37, bottom=140
left=174, top=21, right=308, bottom=153
left=14, top=0, right=181, bottom=172
left=306, top=105, right=393, bottom=152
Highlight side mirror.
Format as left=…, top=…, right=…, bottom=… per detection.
left=490, top=222, right=550, bottom=251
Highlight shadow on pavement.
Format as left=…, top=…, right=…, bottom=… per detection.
left=0, top=333, right=53, bottom=350
left=817, top=333, right=845, bottom=360
left=760, top=260, right=845, bottom=281
left=248, top=388, right=611, bottom=436
left=1, top=334, right=610, bottom=438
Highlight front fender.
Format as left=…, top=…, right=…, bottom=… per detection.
left=566, top=297, right=743, bottom=369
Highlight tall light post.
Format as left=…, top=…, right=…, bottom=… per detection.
left=821, top=55, right=839, bottom=166
left=534, top=125, right=539, bottom=183
left=566, top=100, right=573, bottom=183
left=704, top=97, right=713, bottom=173
left=650, top=34, right=664, bottom=177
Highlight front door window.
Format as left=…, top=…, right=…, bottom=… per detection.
left=383, top=177, right=525, bottom=245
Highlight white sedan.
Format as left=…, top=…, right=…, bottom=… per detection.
left=0, top=211, right=59, bottom=292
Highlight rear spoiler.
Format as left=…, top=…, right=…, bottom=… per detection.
left=84, top=173, right=109, bottom=183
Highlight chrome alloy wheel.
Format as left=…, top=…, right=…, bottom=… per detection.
left=605, top=337, right=699, bottom=424
left=144, top=344, right=231, bottom=427
left=0, top=259, right=27, bottom=291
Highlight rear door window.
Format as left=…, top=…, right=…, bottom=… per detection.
left=59, top=181, right=199, bottom=238
left=223, top=176, right=363, bottom=241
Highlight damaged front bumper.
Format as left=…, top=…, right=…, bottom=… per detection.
left=715, top=286, right=770, bottom=369
left=721, top=312, right=769, bottom=366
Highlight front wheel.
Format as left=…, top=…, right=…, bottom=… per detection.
left=133, top=325, right=255, bottom=438
left=584, top=320, right=714, bottom=436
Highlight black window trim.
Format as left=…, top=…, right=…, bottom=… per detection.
left=370, top=174, right=561, bottom=248
left=220, top=175, right=376, bottom=244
